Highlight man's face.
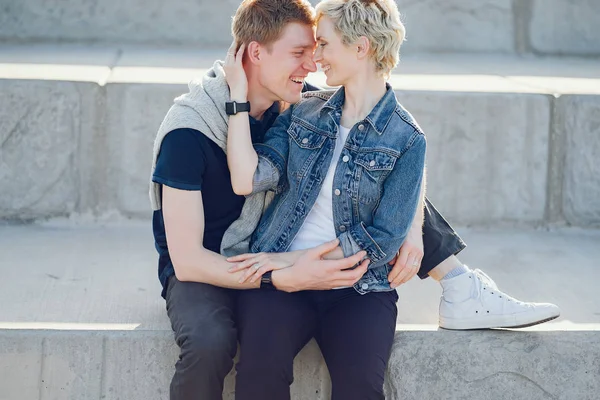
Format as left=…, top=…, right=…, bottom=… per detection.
left=256, top=22, right=317, bottom=104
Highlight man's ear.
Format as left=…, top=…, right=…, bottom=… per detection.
left=356, top=36, right=370, bottom=60
left=246, top=41, right=263, bottom=64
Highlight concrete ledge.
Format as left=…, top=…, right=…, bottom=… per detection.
left=2, top=0, right=600, bottom=56
left=1, top=328, right=598, bottom=400
left=529, top=0, right=600, bottom=56
left=1, top=50, right=600, bottom=225
left=556, top=96, right=600, bottom=226
left=0, top=79, right=103, bottom=220
left=1, top=224, right=599, bottom=398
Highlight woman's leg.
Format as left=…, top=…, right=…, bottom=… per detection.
left=314, top=289, right=399, bottom=400
left=235, top=289, right=317, bottom=400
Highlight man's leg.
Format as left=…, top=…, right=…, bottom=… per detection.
left=166, top=276, right=238, bottom=400
left=234, top=290, right=317, bottom=400
left=418, top=198, right=560, bottom=329
left=314, top=289, right=398, bottom=400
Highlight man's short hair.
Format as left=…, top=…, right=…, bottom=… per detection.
left=315, top=0, right=405, bottom=77
left=232, top=0, right=316, bottom=50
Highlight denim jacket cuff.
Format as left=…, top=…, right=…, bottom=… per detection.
left=339, top=222, right=386, bottom=264
left=254, top=144, right=285, bottom=193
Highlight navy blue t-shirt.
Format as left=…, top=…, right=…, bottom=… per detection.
left=153, top=83, right=320, bottom=298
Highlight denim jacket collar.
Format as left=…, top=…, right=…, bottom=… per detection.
left=320, top=83, right=397, bottom=136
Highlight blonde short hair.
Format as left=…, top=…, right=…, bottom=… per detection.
left=232, top=0, right=315, bottom=50
left=315, top=0, right=405, bottom=77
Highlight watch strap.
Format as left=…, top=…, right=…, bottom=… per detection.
left=226, top=101, right=251, bottom=115
left=260, top=270, right=276, bottom=290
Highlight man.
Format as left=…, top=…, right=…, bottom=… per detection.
left=150, top=0, right=560, bottom=398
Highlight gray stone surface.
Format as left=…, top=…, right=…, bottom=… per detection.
left=1, top=223, right=599, bottom=399
left=397, top=0, right=515, bottom=54
left=0, top=0, right=240, bottom=47
left=105, top=83, right=186, bottom=218
left=2, top=48, right=600, bottom=225
left=0, top=334, right=42, bottom=400
left=386, top=331, right=600, bottom=400
left=558, top=95, right=600, bottom=227
left=0, top=80, right=100, bottom=221
left=1, top=329, right=598, bottom=400
left=529, top=0, right=600, bottom=56
left=399, top=91, right=551, bottom=225
left=103, top=332, right=176, bottom=400
left=2, top=0, right=600, bottom=56
left=2, top=224, right=599, bottom=329
left=41, top=334, right=104, bottom=400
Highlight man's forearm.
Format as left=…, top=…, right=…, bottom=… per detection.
left=174, top=247, right=260, bottom=289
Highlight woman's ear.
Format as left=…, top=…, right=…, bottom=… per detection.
left=356, top=36, right=370, bottom=60
left=246, top=41, right=263, bottom=64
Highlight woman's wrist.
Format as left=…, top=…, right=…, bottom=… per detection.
left=230, top=91, right=247, bottom=103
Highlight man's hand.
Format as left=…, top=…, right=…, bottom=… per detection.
left=272, top=239, right=370, bottom=292
left=387, top=228, right=424, bottom=289
left=223, top=41, right=248, bottom=101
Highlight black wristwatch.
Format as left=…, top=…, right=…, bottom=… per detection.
left=225, top=101, right=251, bottom=115
left=260, top=270, right=276, bottom=290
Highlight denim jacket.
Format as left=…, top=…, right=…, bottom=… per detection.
left=250, top=84, right=426, bottom=294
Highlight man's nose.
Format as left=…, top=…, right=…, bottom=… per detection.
left=304, top=57, right=317, bottom=73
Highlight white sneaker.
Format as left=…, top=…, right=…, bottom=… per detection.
left=439, top=269, right=560, bottom=330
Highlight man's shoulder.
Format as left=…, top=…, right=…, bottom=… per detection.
left=162, top=128, right=214, bottom=150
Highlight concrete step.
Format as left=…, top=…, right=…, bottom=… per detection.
left=1, top=45, right=600, bottom=227
left=0, top=224, right=599, bottom=399
left=1, top=0, right=599, bottom=57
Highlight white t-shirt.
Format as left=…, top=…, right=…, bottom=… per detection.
left=289, top=125, right=351, bottom=251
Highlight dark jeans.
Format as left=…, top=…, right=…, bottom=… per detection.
left=235, top=288, right=399, bottom=400
left=418, top=198, right=466, bottom=278
left=166, top=276, right=238, bottom=400
left=165, top=197, right=464, bottom=399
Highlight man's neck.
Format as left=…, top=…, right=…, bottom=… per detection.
left=246, top=74, right=277, bottom=121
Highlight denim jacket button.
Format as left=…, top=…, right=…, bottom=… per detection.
left=358, top=124, right=365, bottom=131
left=334, top=189, right=341, bottom=196
left=369, top=160, right=376, bottom=167
left=302, top=138, right=309, bottom=144
left=361, top=283, right=369, bottom=290
left=339, top=225, right=346, bottom=232
left=342, top=155, right=350, bottom=163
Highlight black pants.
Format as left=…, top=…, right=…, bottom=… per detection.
left=165, top=197, right=465, bottom=399
left=166, top=276, right=238, bottom=400
left=235, top=288, right=399, bottom=400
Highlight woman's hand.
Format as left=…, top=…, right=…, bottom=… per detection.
left=223, top=41, right=248, bottom=101
left=387, top=227, right=424, bottom=288
left=227, top=251, right=305, bottom=283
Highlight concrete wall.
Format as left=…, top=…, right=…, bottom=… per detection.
left=401, top=91, right=551, bottom=225
left=1, top=330, right=599, bottom=400
left=1, top=0, right=600, bottom=56
left=1, top=79, right=599, bottom=227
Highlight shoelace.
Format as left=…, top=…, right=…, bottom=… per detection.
left=472, top=269, right=528, bottom=307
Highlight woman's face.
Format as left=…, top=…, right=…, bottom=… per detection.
left=313, top=16, right=362, bottom=87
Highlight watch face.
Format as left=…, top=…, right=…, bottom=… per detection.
left=226, top=102, right=235, bottom=115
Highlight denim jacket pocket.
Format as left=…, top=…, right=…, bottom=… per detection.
left=354, top=151, right=397, bottom=204
left=288, top=122, right=327, bottom=150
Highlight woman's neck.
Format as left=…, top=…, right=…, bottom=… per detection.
left=340, top=72, right=387, bottom=128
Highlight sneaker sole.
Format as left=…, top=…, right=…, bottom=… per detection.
left=439, top=311, right=560, bottom=330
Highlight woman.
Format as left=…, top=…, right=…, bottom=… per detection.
left=225, top=0, right=425, bottom=398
